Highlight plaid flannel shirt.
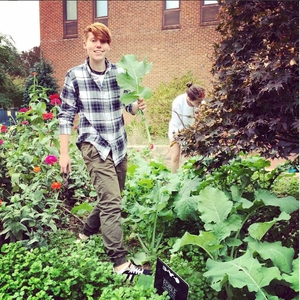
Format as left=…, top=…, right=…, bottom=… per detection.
left=58, top=58, right=134, bottom=166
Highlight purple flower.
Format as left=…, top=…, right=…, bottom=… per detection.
left=44, top=155, right=58, bottom=165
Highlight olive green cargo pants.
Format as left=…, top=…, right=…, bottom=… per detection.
left=80, top=142, right=128, bottom=267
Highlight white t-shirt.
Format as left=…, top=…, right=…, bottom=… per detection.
left=168, top=93, right=196, bottom=141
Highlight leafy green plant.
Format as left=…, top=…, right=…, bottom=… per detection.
left=116, top=54, right=153, bottom=145
left=0, top=78, right=93, bottom=247
left=131, top=181, right=171, bottom=263
left=0, top=237, right=167, bottom=300
left=171, top=186, right=299, bottom=299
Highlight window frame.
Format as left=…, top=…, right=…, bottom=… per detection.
left=63, top=0, right=78, bottom=38
left=162, top=0, right=181, bottom=30
left=94, top=0, right=109, bottom=27
left=200, top=0, right=220, bottom=25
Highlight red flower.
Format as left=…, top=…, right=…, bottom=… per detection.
left=44, top=155, right=58, bottom=165
left=21, top=121, right=29, bottom=125
left=42, top=112, right=54, bottom=120
left=50, top=98, right=61, bottom=106
left=149, top=143, right=154, bottom=150
left=0, top=199, right=2, bottom=206
left=51, top=182, right=62, bottom=190
left=0, top=140, right=3, bottom=145
left=19, top=108, right=28, bottom=113
left=49, top=94, right=59, bottom=100
left=49, top=94, right=61, bottom=106
left=1, top=125, right=8, bottom=133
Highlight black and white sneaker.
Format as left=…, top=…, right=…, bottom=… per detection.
left=116, top=262, right=152, bottom=283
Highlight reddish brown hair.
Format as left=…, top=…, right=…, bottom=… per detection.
left=83, top=22, right=112, bottom=44
left=186, top=82, right=205, bottom=101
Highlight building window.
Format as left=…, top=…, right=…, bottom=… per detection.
left=163, top=0, right=180, bottom=30
left=200, top=0, right=220, bottom=24
left=63, top=0, right=78, bottom=38
left=94, top=0, right=108, bottom=27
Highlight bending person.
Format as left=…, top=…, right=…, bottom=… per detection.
left=168, top=82, right=205, bottom=173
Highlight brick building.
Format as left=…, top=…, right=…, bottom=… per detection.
left=39, top=0, right=221, bottom=93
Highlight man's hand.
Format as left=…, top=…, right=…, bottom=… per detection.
left=132, top=99, right=146, bottom=114
left=60, top=154, right=71, bottom=173
left=137, top=99, right=146, bottom=111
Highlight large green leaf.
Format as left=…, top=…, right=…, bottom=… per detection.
left=205, top=214, right=242, bottom=242
left=116, top=54, right=152, bottom=104
left=171, top=231, right=222, bottom=259
left=117, top=54, right=152, bottom=81
left=178, top=177, right=201, bottom=198
left=204, top=250, right=281, bottom=298
left=248, top=211, right=290, bottom=240
left=282, top=257, right=299, bottom=292
left=198, top=186, right=233, bottom=224
left=245, top=237, right=295, bottom=273
left=255, top=189, right=299, bottom=214
left=174, top=195, right=199, bottom=221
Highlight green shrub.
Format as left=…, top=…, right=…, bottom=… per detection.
left=271, top=173, right=299, bottom=200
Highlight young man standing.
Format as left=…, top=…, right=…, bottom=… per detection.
left=58, top=22, right=150, bottom=281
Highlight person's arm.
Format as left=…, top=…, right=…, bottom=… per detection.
left=59, top=134, right=71, bottom=173
left=168, top=97, right=183, bottom=140
left=58, top=71, right=77, bottom=173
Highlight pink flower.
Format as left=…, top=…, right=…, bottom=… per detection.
left=50, top=98, right=62, bottom=106
left=42, top=112, right=54, bottom=120
left=1, top=125, right=8, bottom=133
left=21, top=121, right=29, bottom=125
left=149, top=143, right=154, bottom=150
left=49, top=94, right=61, bottom=105
left=19, top=108, right=28, bottom=113
left=50, top=94, right=61, bottom=106
left=73, top=125, right=78, bottom=130
left=44, top=155, right=58, bottom=165
left=49, top=94, right=60, bottom=100
left=0, top=140, right=3, bottom=145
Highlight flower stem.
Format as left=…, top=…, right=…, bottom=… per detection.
left=140, top=110, right=152, bottom=144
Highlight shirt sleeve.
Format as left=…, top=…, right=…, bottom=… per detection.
left=57, top=71, right=78, bottom=135
left=168, top=96, right=184, bottom=140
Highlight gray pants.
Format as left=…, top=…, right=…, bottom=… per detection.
left=80, top=142, right=128, bottom=267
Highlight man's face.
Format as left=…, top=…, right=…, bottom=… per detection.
left=83, top=32, right=110, bottom=62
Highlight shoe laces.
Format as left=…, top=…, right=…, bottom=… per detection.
left=125, top=263, right=144, bottom=275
